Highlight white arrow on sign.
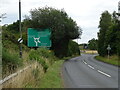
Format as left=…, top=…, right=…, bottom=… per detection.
left=33, top=37, right=41, bottom=46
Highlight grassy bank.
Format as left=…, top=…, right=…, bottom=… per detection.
left=39, top=60, right=64, bottom=88
left=95, top=55, right=120, bottom=66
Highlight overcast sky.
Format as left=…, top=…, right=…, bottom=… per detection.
left=1, top=0, right=119, bottom=44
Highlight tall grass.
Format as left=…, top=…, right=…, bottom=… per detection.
left=2, top=48, right=23, bottom=78
left=95, top=55, right=120, bottom=66
left=39, top=60, right=64, bottom=88
left=29, top=48, right=56, bottom=72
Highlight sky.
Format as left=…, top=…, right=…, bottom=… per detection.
left=0, top=0, right=119, bottom=44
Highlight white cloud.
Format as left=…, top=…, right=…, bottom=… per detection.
left=1, top=0, right=119, bottom=44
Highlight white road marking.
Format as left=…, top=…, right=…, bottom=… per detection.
left=97, top=70, right=111, bottom=77
left=83, top=60, right=87, bottom=64
left=82, top=60, right=112, bottom=78
left=88, top=65, right=95, bottom=69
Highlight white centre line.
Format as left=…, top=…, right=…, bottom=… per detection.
left=97, top=70, right=111, bottom=77
left=88, top=65, right=95, bottom=69
left=82, top=60, right=112, bottom=78
left=83, top=60, right=87, bottom=64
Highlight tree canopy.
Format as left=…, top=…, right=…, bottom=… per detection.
left=24, top=7, right=82, bottom=57
left=88, top=38, right=98, bottom=50
left=98, top=11, right=120, bottom=57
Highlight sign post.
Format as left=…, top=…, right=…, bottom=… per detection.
left=19, top=0, right=22, bottom=58
left=27, top=28, right=51, bottom=48
left=118, top=1, right=120, bottom=21
left=107, top=44, right=111, bottom=60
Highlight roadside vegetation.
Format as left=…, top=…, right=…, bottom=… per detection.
left=96, top=11, right=120, bottom=66
left=24, top=7, right=82, bottom=58
left=79, top=11, right=120, bottom=66
left=2, top=6, right=81, bottom=88
left=0, top=26, right=2, bottom=79
left=39, top=60, right=64, bottom=88
left=95, top=55, right=120, bottom=66
left=97, top=11, right=120, bottom=57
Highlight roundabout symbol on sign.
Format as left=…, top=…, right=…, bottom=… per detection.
left=33, top=37, right=41, bottom=46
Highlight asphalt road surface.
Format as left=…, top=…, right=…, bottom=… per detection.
left=62, top=54, right=119, bottom=89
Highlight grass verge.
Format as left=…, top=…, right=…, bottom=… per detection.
left=39, top=60, right=64, bottom=88
left=95, top=55, right=120, bottom=66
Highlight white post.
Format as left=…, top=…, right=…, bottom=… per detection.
left=108, top=50, right=110, bottom=60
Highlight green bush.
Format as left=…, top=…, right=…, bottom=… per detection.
left=2, top=48, right=23, bottom=66
left=67, top=40, right=80, bottom=56
left=29, top=48, right=50, bottom=72
left=38, top=58, right=48, bottom=72
left=2, top=48, right=23, bottom=77
left=29, top=49, right=40, bottom=60
left=37, top=48, right=54, bottom=58
left=38, top=48, right=56, bottom=65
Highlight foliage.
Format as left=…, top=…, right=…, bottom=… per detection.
left=6, top=20, right=19, bottom=33
left=29, top=48, right=56, bottom=72
left=29, top=49, right=47, bottom=72
left=98, top=11, right=112, bottom=56
left=39, top=60, right=64, bottom=88
left=79, top=43, right=88, bottom=50
left=32, top=68, right=40, bottom=80
left=2, top=48, right=23, bottom=77
left=2, top=23, right=30, bottom=77
left=95, top=55, right=119, bottom=66
left=2, top=21, right=28, bottom=46
left=37, top=48, right=54, bottom=58
left=24, top=7, right=82, bottom=57
left=88, top=38, right=98, bottom=50
left=0, top=30, right=2, bottom=61
left=98, top=11, right=120, bottom=57
left=67, top=40, right=80, bottom=56
left=2, top=48, right=23, bottom=66
left=2, top=26, right=19, bottom=46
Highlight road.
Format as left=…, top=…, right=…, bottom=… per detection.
left=62, top=54, right=119, bottom=89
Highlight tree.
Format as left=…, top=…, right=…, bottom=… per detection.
left=24, top=7, right=82, bottom=57
left=6, top=20, right=19, bottom=32
left=98, top=11, right=120, bottom=57
left=98, top=11, right=112, bottom=56
left=67, top=40, right=80, bottom=56
left=88, top=38, right=98, bottom=50
left=111, top=11, right=120, bottom=56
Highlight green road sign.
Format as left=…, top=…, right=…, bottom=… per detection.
left=28, top=28, right=51, bottom=47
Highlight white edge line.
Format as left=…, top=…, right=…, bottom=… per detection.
left=97, top=70, right=111, bottom=77
left=88, top=65, right=95, bottom=69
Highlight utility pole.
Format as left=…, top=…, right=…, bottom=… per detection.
left=19, top=0, right=22, bottom=58
left=118, top=1, right=120, bottom=21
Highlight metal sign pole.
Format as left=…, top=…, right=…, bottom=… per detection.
left=19, top=0, right=22, bottom=58
left=107, top=45, right=111, bottom=60
left=108, top=50, right=109, bottom=60
left=118, top=1, right=120, bottom=21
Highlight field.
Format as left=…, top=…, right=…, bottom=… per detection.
left=81, top=50, right=98, bottom=54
